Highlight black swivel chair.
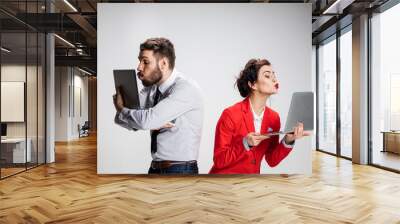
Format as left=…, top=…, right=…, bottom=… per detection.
left=78, top=121, right=90, bottom=138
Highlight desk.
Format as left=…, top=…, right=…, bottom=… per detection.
left=1, top=138, right=31, bottom=163
left=381, top=131, right=400, bottom=154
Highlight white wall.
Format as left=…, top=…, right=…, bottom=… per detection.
left=72, top=72, right=89, bottom=138
left=98, top=3, right=312, bottom=174
left=55, top=67, right=69, bottom=141
left=1, top=65, right=39, bottom=137
left=55, top=67, right=89, bottom=141
left=1, top=82, right=24, bottom=123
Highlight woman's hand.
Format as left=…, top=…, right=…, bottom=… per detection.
left=245, top=132, right=270, bottom=147
left=284, top=122, right=310, bottom=145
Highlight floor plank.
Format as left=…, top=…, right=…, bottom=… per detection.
left=1, top=134, right=400, bottom=223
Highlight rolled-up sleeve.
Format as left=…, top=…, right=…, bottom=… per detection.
left=114, top=109, right=137, bottom=131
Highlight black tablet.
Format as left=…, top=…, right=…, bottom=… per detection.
left=113, top=69, right=140, bottom=109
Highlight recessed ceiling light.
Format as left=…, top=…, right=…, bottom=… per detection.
left=78, top=67, right=93, bottom=76
left=54, top=34, right=75, bottom=48
left=323, top=0, right=343, bottom=14
left=63, top=0, right=78, bottom=12
left=1, top=47, right=11, bottom=53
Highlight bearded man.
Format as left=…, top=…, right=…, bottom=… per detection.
left=113, top=37, right=204, bottom=174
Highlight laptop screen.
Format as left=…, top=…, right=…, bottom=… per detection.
left=284, top=92, right=314, bottom=132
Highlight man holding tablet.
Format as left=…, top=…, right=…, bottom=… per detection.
left=113, top=37, right=204, bottom=174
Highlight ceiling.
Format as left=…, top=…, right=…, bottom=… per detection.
left=0, top=0, right=391, bottom=75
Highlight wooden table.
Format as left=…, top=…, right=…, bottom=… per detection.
left=381, top=131, right=400, bottom=154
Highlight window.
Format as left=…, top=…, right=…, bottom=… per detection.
left=318, top=36, right=337, bottom=155
left=340, top=28, right=352, bottom=158
left=371, top=2, right=400, bottom=171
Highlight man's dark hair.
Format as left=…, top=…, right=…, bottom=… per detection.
left=140, top=37, right=176, bottom=70
left=236, top=58, right=271, bottom=98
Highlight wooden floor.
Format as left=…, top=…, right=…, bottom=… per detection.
left=372, top=150, right=400, bottom=171
left=0, top=167, right=26, bottom=178
left=1, top=135, right=400, bottom=223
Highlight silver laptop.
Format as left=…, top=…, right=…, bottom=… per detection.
left=263, top=92, right=314, bottom=136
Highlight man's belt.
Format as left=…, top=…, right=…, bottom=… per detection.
left=150, top=160, right=197, bottom=169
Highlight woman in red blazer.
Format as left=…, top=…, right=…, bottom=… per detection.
left=209, top=59, right=309, bottom=174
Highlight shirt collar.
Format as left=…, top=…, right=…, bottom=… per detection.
left=158, top=69, right=178, bottom=94
left=249, top=99, right=265, bottom=120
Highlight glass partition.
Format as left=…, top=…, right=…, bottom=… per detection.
left=0, top=1, right=46, bottom=179
left=1, top=30, right=28, bottom=177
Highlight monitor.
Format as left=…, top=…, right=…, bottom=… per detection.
left=1, top=123, right=7, bottom=137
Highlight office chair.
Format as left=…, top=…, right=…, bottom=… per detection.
left=79, top=121, right=90, bottom=138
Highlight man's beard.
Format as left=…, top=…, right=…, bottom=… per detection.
left=140, top=65, right=163, bottom=87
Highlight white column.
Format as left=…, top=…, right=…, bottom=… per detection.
left=45, top=0, right=55, bottom=163
left=46, top=33, right=55, bottom=163
left=352, top=14, right=369, bottom=164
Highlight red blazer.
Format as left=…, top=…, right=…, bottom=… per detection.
left=209, top=97, right=293, bottom=174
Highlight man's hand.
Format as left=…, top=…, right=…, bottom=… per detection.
left=284, top=122, right=310, bottom=144
left=152, top=122, right=175, bottom=131
left=245, top=132, right=270, bottom=147
left=113, top=87, right=125, bottom=112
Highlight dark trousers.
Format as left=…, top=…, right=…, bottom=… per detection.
left=148, top=161, right=199, bottom=174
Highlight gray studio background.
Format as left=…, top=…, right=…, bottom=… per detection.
left=97, top=3, right=313, bottom=174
